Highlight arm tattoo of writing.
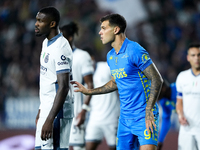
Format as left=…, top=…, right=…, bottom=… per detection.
left=88, top=79, right=118, bottom=95
left=143, top=63, right=163, bottom=120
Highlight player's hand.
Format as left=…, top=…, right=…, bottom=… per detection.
left=41, top=118, right=53, bottom=141
left=157, top=142, right=163, bottom=150
left=75, top=110, right=86, bottom=127
left=178, top=114, right=189, bottom=126
left=70, top=81, right=89, bottom=95
left=145, top=110, right=156, bottom=134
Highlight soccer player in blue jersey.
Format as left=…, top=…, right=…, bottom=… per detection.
left=71, top=14, right=163, bottom=150
left=157, top=80, right=177, bottom=150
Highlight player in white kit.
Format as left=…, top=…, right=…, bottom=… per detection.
left=176, top=43, right=200, bottom=150
left=84, top=48, right=120, bottom=150
left=34, top=7, right=74, bottom=150
left=60, top=22, right=94, bottom=150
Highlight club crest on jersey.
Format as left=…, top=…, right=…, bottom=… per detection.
left=115, top=57, right=118, bottom=65
left=109, top=56, right=113, bottom=60
left=44, top=53, right=50, bottom=63
left=142, top=54, right=150, bottom=63
left=61, top=55, right=66, bottom=61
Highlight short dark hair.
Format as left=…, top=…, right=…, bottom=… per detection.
left=60, top=22, right=79, bottom=38
left=188, top=43, right=200, bottom=53
left=100, top=14, right=127, bottom=34
left=39, top=6, right=60, bottom=28
left=188, top=43, right=200, bottom=49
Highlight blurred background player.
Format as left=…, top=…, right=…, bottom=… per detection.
left=157, top=80, right=177, bottom=150
left=176, top=43, right=200, bottom=150
left=60, top=22, right=94, bottom=150
left=84, top=47, right=120, bottom=150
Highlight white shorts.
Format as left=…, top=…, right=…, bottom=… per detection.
left=69, top=117, right=85, bottom=147
left=85, top=120, right=118, bottom=147
left=178, top=130, right=200, bottom=150
left=35, top=117, right=73, bottom=150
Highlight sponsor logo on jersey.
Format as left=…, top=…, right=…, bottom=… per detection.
left=111, top=68, right=127, bottom=79
left=57, top=61, right=68, bottom=65
left=121, top=53, right=128, bottom=58
left=61, top=55, right=66, bottom=60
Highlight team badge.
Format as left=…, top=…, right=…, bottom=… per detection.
left=44, top=53, right=49, bottom=63
left=142, top=54, right=150, bottom=63
left=115, top=57, right=118, bottom=65
left=110, top=56, right=113, bottom=60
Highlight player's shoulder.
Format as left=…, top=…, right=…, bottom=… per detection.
left=126, top=39, right=147, bottom=56
left=97, top=61, right=109, bottom=69
left=74, top=48, right=88, bottom=54
left=177, top=69, right=191, bottom=78
left=56, top=35, right=69, bottom=46
left=126, top=39, right=143, bottom=49
left=73, top=48, right=91, bottom=58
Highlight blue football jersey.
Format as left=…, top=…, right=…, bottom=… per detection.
left=158, top=83, right=177, bottom=142
left=107, top=38, right=159, bottom=119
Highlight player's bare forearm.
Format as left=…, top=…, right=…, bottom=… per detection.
left=41, top=73, right=70, bottom=140
left=176, top=98, right=183, bottom=115
left=47, top=73, right=70, bottom=121
left=83, top=74, right=93, bottom=105
left=71, top=76, right=117, bottom=95
left=143, top=63, right=163, bottom=116
left=88, top=78, right=117, bottom=95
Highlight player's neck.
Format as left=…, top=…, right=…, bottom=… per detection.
left=47, top=28, right=59, bottom=40
left=192, top=67, right=200, bottom=76
left=111, top=34, right=126, bottom=54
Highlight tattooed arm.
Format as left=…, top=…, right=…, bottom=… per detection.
left=143, top=63, right=163, bottom=134
left=71, top=76, right=118, bottom=95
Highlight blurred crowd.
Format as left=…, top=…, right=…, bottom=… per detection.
left=0, top=0, right=199, bottom=122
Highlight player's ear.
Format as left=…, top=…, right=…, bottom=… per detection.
left=114, top=26, right=120, bottom=35
left=50, top=21, right=56, bottom=28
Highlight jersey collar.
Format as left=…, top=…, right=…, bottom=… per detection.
left=112, top=38, right=128, bottom=55
left=47, top=33, right=62, bottom=47
left=191, top=69, right=200, bottom=77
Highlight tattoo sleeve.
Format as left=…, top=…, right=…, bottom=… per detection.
left=143, top=63, right=163, bottom=118
left=88, top=76, right=118, bottom=95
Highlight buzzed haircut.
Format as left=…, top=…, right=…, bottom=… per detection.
left=60, top=22, right=79, bottom=38
left=188, top=43, right=200, bottom=49
left=100, top=13, right=127, bottom=34
left=188, top=43, right=200, bottom=53
left=39, top=6, right=60, bottom=28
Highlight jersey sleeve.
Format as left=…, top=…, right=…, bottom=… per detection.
left=130, top=43, right=153, bottom=71
left=54, top=43, right=73, bottom=74
left=176, top=73, right=183, bottom=99
left=81, top=51, right=94, bottom=77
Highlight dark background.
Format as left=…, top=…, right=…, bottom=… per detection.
left=0, top=0, right=199, bottom=149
